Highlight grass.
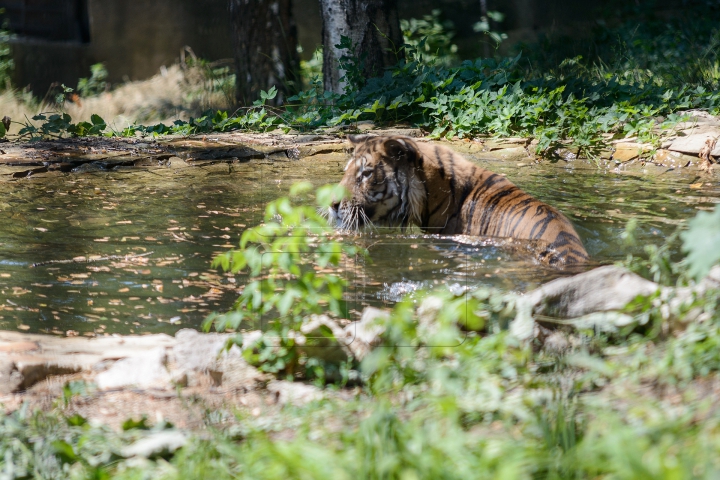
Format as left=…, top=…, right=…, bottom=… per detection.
left=3, top=196, right=719, bottom=479
left=2, top=4, right=720, bottom=478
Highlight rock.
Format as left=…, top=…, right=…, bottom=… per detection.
left=417, top=296, right=444, bottom=335
left=120, top=431, right=188, bottom=458
left=355, top=121, right=376, bottom=131
left=483, top=138, right=530, bottom=150
left=612, top=142, right=651, bottom=162
left=71, top=162, right=105, bottom=173
left=668, top=132, right=720, bottom=156
left=172, top=329, right=236, bottom=373
left=166, top=156, right=189, bottom=168
left=482, top=146, right=530, bottom=162
left=95, top=348, right=172, bottom=390
left=266, top=380, right=323, bottom=406
left=344, top=307, right=388, bottom=360
left=210, top=356, right=268, bottom=391
left=526, top=265, right=659, bottom=319
left=0, top=360, right=23, bottom=394
left=0, top=331, right=175, bottom=392
left=297, top=315, right=353, bottom=365
left=171, top=328, right=267, bottom=389
left=652, top=149, right=697, bottom=167
left=11, top=358, right=81, bottom=392
left=375, top=128, right=424, bottom=137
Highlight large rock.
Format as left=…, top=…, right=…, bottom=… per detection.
left=0, top=359, right=24, bottom=394
left=95, top=348, right=172, bottom=390
left=172, top=328, right=233, bottom=387
left=525, top=265, right=660, bottom=319
left=266, top=380, right=323, bottom=406
left=120, top=431, right=188, bottom=458
left=0, top=331, right=174, bottom=393
left=667, top=131, right=720, bottom=157
left=171, top=328, right=266, bottom=389
left=296, top=315, right=353, bottom=364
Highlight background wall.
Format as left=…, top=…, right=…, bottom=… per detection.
left=3, top=0, right=669, bottom=96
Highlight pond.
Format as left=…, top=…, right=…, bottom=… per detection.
left=0, top=149, right=718, bottom=336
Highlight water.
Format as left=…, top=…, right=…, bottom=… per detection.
left=0, top=152, right=718, bottom=335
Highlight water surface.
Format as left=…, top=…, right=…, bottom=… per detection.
left=0, top=153, right=717, bottom=335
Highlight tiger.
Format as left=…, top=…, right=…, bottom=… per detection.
left=328, top=135, right=589, bottom=266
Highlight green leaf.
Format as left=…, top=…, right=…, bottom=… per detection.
left=90, top=114, right=106, bottom=126
left=681, top=205, right=720, bottom=281
left=52, top=440, right=78, bottom=463
left=122, top=416, right=151, bottom=431
left=65, top=413, right=88, bottom=427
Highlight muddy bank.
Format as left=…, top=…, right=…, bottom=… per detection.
left=0, top=111, right=718, bottom=180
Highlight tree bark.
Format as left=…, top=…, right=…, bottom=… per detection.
left=229, top=0, right=301, bottom=106
left=319, top=0, right=403, bottom=94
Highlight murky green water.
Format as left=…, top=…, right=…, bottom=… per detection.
left=0, top=153, right=718, bottom=335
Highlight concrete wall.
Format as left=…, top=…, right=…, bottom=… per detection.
left=9, top=0, right=674, bottom=96
left=11, top=0, right=233, bottom=96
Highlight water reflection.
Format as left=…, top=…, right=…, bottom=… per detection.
left=0, top=154, right=717, bottom=335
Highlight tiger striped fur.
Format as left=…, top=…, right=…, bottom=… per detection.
left=329, top=135, right=589, bottom=266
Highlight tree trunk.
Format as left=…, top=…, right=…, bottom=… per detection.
left=319, top=0, right=403, bottom=94
left=229, top=0, right=301, bottom=106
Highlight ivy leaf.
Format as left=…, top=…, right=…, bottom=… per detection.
left=681, top=205, right=720, bottom=281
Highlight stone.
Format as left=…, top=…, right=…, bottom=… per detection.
left=95, top=348, right=172, bottom=390
left=355, top=121, right=376, bottom=131
left=266, top=380, right=323, bottom=406
left=526, top=265, right=659, bottom=319
left=11, top=357, right=81, bottom=391
left=0, top=341, right=39, bottom=352
left=210, top=356, right=268, bottom=391
left=166, top=156, right=190, bottom=168
left=483, top=138, right=529, bottom=150
left=171, top=328, right=266, bottom=389
left=652, top=149, right=697, bottom=167
left=668, top=132, right=720, bottom=156
left=296, top=315, right=353, bottom=365
left=0, top=331, right=175, bottom=392
left=482, top=146, right=530, bottom=162
left=0, top=360, right=23, bottom=394
left=344, top=307, right=388, bottom=360
left=375, top=128, right=424, bottom=138
left=172, top=328, right=236, bottom=373
left=612, top=143, right=649, bottom=162
left=417, top=296, right=444, bottom=335
left=120, top=431, right=188, bottom=458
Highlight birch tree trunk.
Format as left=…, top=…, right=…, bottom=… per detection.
left=319, top=0, right=403, bottom=94
left=229, top=0, right=301, bottom=106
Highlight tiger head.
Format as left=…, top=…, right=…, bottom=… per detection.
left=329, top=135, right=424, bottom=232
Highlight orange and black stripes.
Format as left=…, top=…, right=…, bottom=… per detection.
left=333, top=135, right=589, bottom=266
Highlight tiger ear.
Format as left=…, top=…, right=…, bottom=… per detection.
left=348, top=134, right=371, bottom=145
left=383, top=137, right=417, bottom=163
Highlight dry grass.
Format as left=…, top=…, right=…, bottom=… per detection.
left=1, top=63, right=235, bottom=136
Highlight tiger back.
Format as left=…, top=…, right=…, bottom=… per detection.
left=330, top=135, right=589, bottom=266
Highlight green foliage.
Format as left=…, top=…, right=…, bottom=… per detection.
left=204, top=182, right=363, bottom=380
left=336, top=35, right=368, bottom=93
left=401, top=9, right=459, bottom=67
left=299, top=47, right=324, bottom=89
left=681, top=205, right=720, bottom=282
left=17, top=111, right=108, bottom=141
left=77, top=63, right=109, bottom=97
left=472, top=10, right=508, bottom=48
left=515, top=1, right=720, bottom=91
